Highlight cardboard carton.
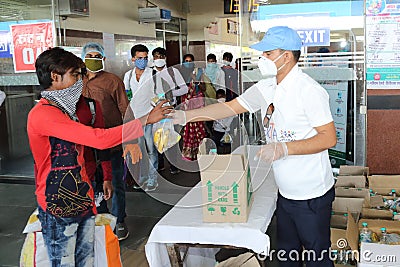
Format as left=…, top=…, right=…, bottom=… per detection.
left=368, top=175, right=400, bottom=196
left=198, top=144, right=253, bottom=223
left=358, top=219, right=400, bottom=266
left=339, top=165, right=369, bottom=177
left=335, top=187, right=370, bottom=208
left=332, top=197, right=364, bottom=222
left=335, top=176, right=367, bottom=188
left=361, top=208, right=394, bottom=220
left=330, top=212, right=359, bottom=262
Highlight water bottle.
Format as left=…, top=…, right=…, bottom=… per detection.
left=390, top=189, right=397, bottom=199
left=379, top=227, right=389, bottom=244
left=125, top=89, right=132, bottom=101
left=359, top=222, right=372, bottom=243
left=369, top=189, right=376, bottom=196
left=209, top=148, right=217, bottom=155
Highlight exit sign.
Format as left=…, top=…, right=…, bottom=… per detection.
left=224, top=0, right=259, bottom=14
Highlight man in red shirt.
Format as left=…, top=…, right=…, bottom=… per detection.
left=29, top=47, right=170, bottom=267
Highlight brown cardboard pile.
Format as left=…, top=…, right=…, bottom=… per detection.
left=331, top=165, right=370, bottom=266
left=333, top=167, right=400, bottom=266
left=197, top=144, right=253, bottom=223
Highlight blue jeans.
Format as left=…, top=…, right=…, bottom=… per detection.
left=38, top=207, right=95, bottom=267
left=111, top=150, right=126, bottom=224
left=138, top=124, right=158, bottom=186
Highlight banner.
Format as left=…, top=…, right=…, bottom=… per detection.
left=366, top=0, right=400, bottom=89
left=10, top=21, right=54, bottom=73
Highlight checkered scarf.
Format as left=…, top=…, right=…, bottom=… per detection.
left=41, top=79, right=83, bottom=117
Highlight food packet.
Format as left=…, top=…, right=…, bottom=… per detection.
left=151, top=92, right=173, bottom=107
left=152, top=118, right=181, bottom=153
left=220, top=131, right=233, bottom=144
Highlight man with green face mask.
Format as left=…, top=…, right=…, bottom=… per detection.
left=81, top=42, right=141, bottom=241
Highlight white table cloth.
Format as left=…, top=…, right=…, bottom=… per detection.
left=145, top=145, right=278, bottom=267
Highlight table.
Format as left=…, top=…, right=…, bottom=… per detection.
left=145, top=146, right=278, bottom=267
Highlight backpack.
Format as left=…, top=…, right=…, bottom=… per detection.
left=222, top=66, right=239, bottom=101
left=152, top=68, right=179, bottom=104
left=84, top=97, right=96, bottom=126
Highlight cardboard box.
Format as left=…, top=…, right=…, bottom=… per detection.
left=361, top=208, right=394, bottom=220
left=335, top=176, right=367, bottom=188
left=335, top=187, right=370, bottom=208
left=339, top=166, right=369, bottom=177
left=358, top=219, right=400, bottom=266
left=331, top=212, right=359, bottom=262
left=198, top=144, right=253, bottom=223
left=332, top=197, right=364, bottom=222
left=368, top=175, right=400, bottom=196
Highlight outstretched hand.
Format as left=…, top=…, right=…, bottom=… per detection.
left=256, top=142, right=288, bottom=162
left=168, top=110, right=187, bottom=126
left=142, top=100, right=173, bottom=125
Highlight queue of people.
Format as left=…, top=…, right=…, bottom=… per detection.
left=27, top=25, right=337, bottom=266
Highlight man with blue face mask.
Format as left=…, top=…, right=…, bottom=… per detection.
left=171, top=26, right=336, bottom=267
left=204, top=53, right=225, bottom=95
left=81, top=42, right=142, bottom=241
left=123, top=44, right=160, bottom=192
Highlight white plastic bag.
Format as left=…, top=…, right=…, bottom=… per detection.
left=152, top=119, right=181, bottom=153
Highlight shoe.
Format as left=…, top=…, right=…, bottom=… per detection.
left=170, top=169, right=180, bottom=175
left=115, top=222, right=129, bottom=241
left=145, top=181, right=159, bottom=192
left=132, top=180, right=145, bottom=190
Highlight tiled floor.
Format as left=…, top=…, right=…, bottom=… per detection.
left=0, top=155, right=278, bottom=267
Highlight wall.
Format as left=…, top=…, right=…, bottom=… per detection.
left=187, top=0, right=224, bottom=41
left=53, top=0, right=187, bottom=38
left=367, top=89, right=400, bottom=174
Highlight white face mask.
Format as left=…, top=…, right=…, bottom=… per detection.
left=217, top=98, right=226, bottom=103
left=222, top=60, right=231, bottom=66
left=154, top=58, right=166, bottom=68
left=257, top=52, right=286, bottom=77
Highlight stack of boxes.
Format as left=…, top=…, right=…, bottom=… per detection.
left=331, top=166, right=400, bottom=266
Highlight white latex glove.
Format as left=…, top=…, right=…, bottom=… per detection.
left=255, top=142, right=288, bottom=162
left=168, top=110, right=187, bottom=126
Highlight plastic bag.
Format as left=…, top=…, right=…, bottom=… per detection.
left=151, top=92, right=173, bottom=107
left=152, top=119, right=181, bottom=154
left=220, top=131, right=233, bottom=144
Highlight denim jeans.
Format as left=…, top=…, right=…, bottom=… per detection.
left=110, top=150, right=126, bottom=224
left=138, top=124, right=158, bottom=186
left=38, top=207, right=95, bottom=267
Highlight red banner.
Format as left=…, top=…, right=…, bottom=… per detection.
left=11, top=21, right=54, bottom=73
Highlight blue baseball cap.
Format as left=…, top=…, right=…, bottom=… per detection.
left=250, top=26, right=302, bottom=52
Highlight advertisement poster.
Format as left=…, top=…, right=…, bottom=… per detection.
left=322, top=81, right=348, bottom=167
left=366, top=0, right=400, bottom=89
left=10, top=21, right=54, bottom=73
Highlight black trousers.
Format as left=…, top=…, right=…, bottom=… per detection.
left=276, top=186, right=335, bottom=267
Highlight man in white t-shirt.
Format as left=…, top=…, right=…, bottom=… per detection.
left=123, top=44, right=162, bottom=192
left=172, top=26, right=336, bottom=267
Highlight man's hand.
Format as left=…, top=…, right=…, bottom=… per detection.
left=103, top=181, right=113, bottom=200
left=256, top=142, right=288, bottom=162
left=143, top=100, right=173, bottom=125
left=123, top=143, right=142, bottom=164
left=168, top=110, right=187, bottom=126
